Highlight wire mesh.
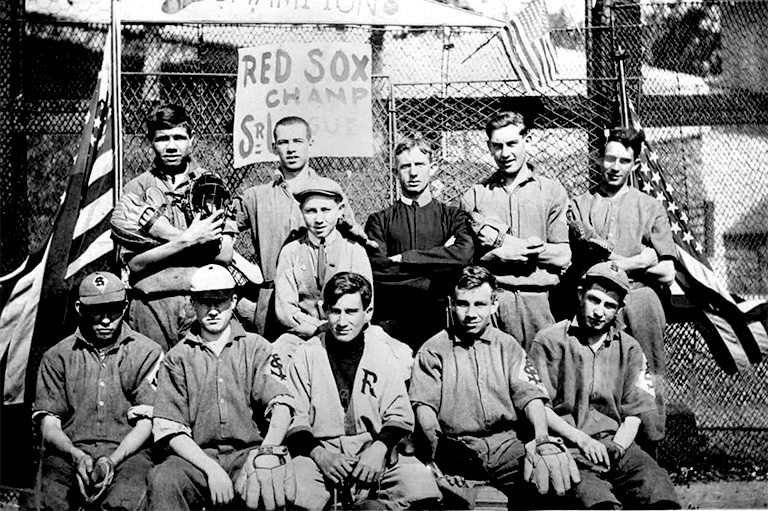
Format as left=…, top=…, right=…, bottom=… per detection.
left=7, top=0, right=768, bottom=472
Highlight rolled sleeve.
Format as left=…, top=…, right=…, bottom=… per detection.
left=460, top=186, right=510, bottom=237
left=152, top=357, right=191, bottom=427
left=380, top=370, right=415, bottom=433
left=33, top=352, right=69, bottom=419
left=408, top=349, right=443, bottom=413
left=286, top=347, right=313, bottom=435
left=153, top=416, right=192, bottom=444
left=132, top=345, right=164, bottom=407
left=621, top=346, right=657, bottom=419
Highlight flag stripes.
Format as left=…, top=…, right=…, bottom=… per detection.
left=629, top=101, right=768, bottom=373
left=0, top=32, right=115, bottom=404
left=500, top=0, right=559, bottom=93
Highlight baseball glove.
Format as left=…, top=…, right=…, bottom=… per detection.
left=523, top=436, right=580, bottom=496
left=234, top=445, right=296, bottom=510
left=567, top=205, right=613, bottom=262
left=110, top=187, right=169, bottom=251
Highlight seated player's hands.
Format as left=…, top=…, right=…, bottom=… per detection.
left=576, top=433, right=611, bottom=469
left=523, top=436, right=580, bottom=496
left=352, top=441, right=387, bottom=485
left=74, top=452, right=94, bottom=499
left=598, top=438, right=627, bottom=467
left=311, top=447, right=357, bottom=486
left=205, top=462, right=235, bottom=506
left=179, top=210, right=225, bottom=246
left=82, top=456, right=115, bottom=503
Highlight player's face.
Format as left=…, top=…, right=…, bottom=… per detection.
left=579, top=286, right=621, bottom=333
left=192, top=293, right=236, bottom=335
left=77, top=301, right=127, bottom=344
left=601, top=141, right=636, bottom=189
left=395, top=147, right=435, bottom=198
left=487, top=124, right=529, bottom=176
left=152, top=126, right=192, bottom=170
left=452, top=284, right=498, bottom=338
left=301, top=195, right=341, bottom=240
left=273, top=123, right=312, bottom=172
left=327, top=292, right=371, bottom=343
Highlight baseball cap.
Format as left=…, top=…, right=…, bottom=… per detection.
left=189, top=264, right=235, bottom=294
left=581, top=261, right=631, bottom=296
left=293, top=177, right=343, bottom=204
left=78, top=272, right=126, bottom=305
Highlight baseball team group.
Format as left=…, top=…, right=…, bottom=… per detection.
left=32, top=103, right=683, bottom=510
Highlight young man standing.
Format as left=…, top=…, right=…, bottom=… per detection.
left=409, top=266, right=579, bottom=507
left=232, top=116, right=368, bottom=338
left=460, top=111, right=571, bottom=349
left=365, top=134, right=474, bottom=351
left=528, top=262, right=680, bottom=509
left=33, top=272, right=163, bottom=510
left=110, top=103, right=235, bottom=350
left=569, top=127, right=676, bottom=453
left=285, top=272, right=440, bottom=510
left=147, top=264, right=295, bottom=510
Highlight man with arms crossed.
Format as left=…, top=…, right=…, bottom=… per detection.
left=528, top=262, right=679, bottom=509
left=461, top=111, right=571, bottom=349
left=569, top=127, right=677, bottom=454
left=365, top=133, right=474, bottom=351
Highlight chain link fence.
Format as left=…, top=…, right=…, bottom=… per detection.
left=5, top=0, right=768, bottom=479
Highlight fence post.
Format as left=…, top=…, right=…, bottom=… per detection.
left=585, top=0, right=614, bottom=184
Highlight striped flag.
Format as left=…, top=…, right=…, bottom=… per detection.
left=0, top=33, right=115, bottom=404
left=628, top=102, right=768, bottom=374
left=500, top=0, right=559, bottom=94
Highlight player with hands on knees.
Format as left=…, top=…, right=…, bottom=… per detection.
left=528, top=262, right=680, bottom=509
left=409, top=266, right=578, bottom=509
left=146, top=264, right=295, bottom=510
left=33, top=272, right=163, bottom=510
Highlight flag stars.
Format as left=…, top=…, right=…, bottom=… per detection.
left=651, top=172, right=661, bottom=184
left=680, top=212, right=689, bottom=223
left=671, top=222, right=682, bottom=234
left=695, top=241, right=704, bottom=253
left=655, top=191, right=666, bottom=203
left=682, top=231, right=694, bottom=244
left=648, top=151, right=659, bottom=163
left=640, top=163, right=650, bottom=175
left=642, top=182, right=653, bottom=194
left=666, top=182, right=675, bottom=193
left=668, top=201, right=679, bottom=214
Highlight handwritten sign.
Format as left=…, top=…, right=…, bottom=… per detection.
left=234, top=42, right=373, bottom=168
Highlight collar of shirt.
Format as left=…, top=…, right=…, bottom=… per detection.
left=448, top=325, right=496, bottom=346
left=592, top=183, right=631, bottom=200
left=487, top=162, right=537, bottom=191
left=567, top=316, right=622, bottom=348
left=151, top=158, right=201, bottom=188
left=272, top=166, right=319, bottom=188
left=182, top=319, right=248, bottom=348
left=400, top=191, right=433, bottom=207
left=73, top=324, right=135, bottom=353
left=302, top=228, right=341, bottom=248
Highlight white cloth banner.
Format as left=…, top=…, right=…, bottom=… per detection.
left=234, top=42, right=373, bottom=168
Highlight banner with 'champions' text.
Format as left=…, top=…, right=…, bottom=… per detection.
left=234, top=42, right=373, bottom=168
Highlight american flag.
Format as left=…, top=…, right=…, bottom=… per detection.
left=500, top=0, right=559, bottom=94
left=0, top=33, right=115, bottom=404
left=628, top=101, right=768, bottom=374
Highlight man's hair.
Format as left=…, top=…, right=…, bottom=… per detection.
left=146, top=103, right=193, bottom=139
left=485, top=110, right=529, bottom=138
left=394, top=132, right=434, bottom=163
left=323, top=272, right=373, bottom=310
left=455, top=266, right=498, bottom=295
left=606, top=127, right=645, bottom=159
left=273, top=116, right=312, bottom=141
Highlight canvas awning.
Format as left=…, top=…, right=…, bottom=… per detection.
left=27, top=0, right=505, bottom=28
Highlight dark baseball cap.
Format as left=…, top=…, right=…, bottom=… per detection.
left=78, top=272, right=126, bottom=305
left=581, top=261, right=631, bottom=296
left=293, top=177, right=343, bottom=204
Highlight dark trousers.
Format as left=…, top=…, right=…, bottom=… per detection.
left=573, top=444, right=680, bottom=509
left=40, top=445, right=152, bottom=511
left=146, top=449, right=251, bottom=511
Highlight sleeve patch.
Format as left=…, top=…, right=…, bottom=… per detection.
left=268, top=353, right=288, bottom=382
left=518, top=355, right=547, bottom=392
